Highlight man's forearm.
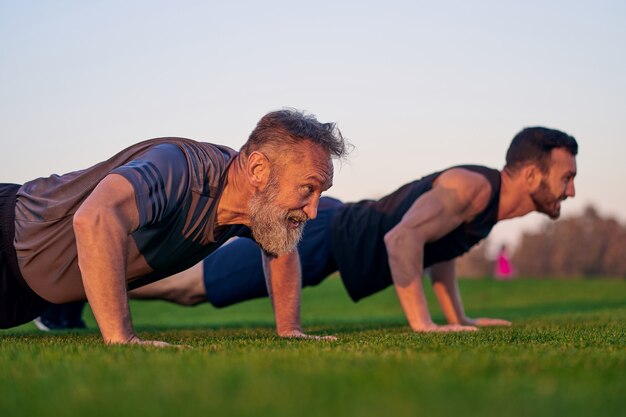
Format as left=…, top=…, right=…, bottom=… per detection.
left=75, top=211, right=135, bottom=343
left=263, top=251, right=302, bottom=335
left=390, top=259, right=478, bottom=332
left=430, top=260, right=470, bottom=325
left=73, top=174, right=140, bottom=344
left=393, top=279, right=437, bottom=330
left=385, top=229, right=435, bottom=330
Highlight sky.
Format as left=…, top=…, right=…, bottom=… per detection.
left=1, top=0, right=625, bottom=252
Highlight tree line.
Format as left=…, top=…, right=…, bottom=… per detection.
left=456, top=205, right=626, bottom=279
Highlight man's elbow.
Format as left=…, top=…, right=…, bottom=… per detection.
left=73, top=205, right=122, bottom=241
left=384, top=227, right=422, bottom=257
left=73, top=207, right=99, bottom=235
left=384, top=226, right=426, bottom=285
left=383, top=228, right=401, bottom=253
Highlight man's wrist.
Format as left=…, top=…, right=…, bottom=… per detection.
left=458, top=317, right=476, bottom=326
left=104, top=332, right=138, bottom=345
left=277, top=327, right=302, bottom=337
left=409, top=319, right=437, bottom=332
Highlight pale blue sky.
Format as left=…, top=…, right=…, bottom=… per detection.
left=1, top=1, right=625, bottom=249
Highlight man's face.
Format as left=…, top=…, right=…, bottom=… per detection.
left=249, top=142, right=333, bottom=257
left=530, top=148, right=577, bottom=219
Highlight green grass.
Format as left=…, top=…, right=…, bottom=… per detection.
left=1, top=277, right=625, bottom=417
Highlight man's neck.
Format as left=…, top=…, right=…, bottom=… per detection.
left=497, top=169, right=536, bottom=221
left=216, top=155, right=252, bottom=226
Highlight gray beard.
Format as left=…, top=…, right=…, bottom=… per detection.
left=248, top=180, right=307, bottom=257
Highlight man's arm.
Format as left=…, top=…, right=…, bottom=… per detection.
left=74, top=174, right=171, bottom=346
left=430, top=260, right=511, bottom=327
left=383, top=169, right=491, bottom=332
left=262, top=250, right=335, bottom=340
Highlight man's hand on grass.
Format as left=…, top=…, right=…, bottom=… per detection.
left=108, top=335, right=188, bottom=348
left=279, top=329, right=338, bottom=341
left=413, top=323, right=479, bottom=333
left=464, top=317, right=512, bottom=327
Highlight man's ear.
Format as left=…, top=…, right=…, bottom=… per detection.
left=522, top=164, right=543, bottom=190
left=246, top=151, right=271, bottom=189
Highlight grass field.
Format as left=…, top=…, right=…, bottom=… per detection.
left=1, top=276, right=625, bottom=417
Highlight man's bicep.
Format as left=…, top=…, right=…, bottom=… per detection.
left=394, top=187, right=468, bottom=243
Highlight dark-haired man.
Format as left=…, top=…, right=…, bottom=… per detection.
left=1, top=109, right=349, bottom=345
left=39, top=127, right=577, bottom=332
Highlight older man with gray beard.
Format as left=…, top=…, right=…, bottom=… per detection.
left=1, top=109, right=349, bottom=346
left=248, top=157, right=312, bottom=258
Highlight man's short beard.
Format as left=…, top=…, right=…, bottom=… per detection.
left=531, top=179, right=562, bottom=219
left=248, top=174, right=307, bottom=257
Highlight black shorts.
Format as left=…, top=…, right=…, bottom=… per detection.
left=0, top=183, right=50, bottom=328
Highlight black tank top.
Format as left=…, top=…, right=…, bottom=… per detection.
left=330, top=165, right=501, bottom=301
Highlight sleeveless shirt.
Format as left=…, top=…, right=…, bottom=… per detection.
left=330, top=165, right=501, bottom=301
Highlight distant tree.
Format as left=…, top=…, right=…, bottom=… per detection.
left=513, top=206, right=626, bottom=278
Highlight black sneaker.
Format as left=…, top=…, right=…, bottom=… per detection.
left=33, top=316, right=54, bottom=331
left=34, top=301, right=87, bottom=331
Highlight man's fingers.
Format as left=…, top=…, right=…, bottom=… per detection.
left=294, top=333, right=338, bottom=341
left=414, top=324, right=478, bottom=333
left=474, top=318, right=512, bottom=327
left=280, top=330, right=338, bottom=340
left=438, top=324, right=478, bottom=332
left=124, top=337, right=188, bottom=348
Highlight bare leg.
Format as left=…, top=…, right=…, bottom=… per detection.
left=129, top=262, right=206, bottom=306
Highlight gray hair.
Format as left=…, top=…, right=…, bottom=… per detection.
left=240, top=109, right=350, bottom=162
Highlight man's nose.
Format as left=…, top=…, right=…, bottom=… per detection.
left=302, top=196, right=320, bottom=220
left=567, top=180, right=576, bottom=198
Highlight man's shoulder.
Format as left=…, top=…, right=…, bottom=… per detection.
left=436, top=166, right=493, bottom=189
left=124, top=138, right=238, bottom=194
left=187, top=141, right=238, bottom=166
left=144, top=139, right=238, bottom=174
left=432, top=166, right=497, bottom=214
left=141, top=138, right=237, bottom=159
